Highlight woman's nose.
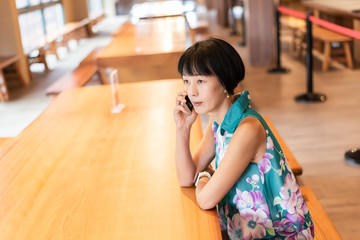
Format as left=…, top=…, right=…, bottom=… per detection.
left=188, top=82, right=198, bottom=96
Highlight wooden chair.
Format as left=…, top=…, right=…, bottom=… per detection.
left=297, top=26, right=353, bottom=71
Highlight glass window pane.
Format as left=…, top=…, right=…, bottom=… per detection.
left=18, top=10, right=45, bottom=54
left=88, top=0, right=103, bottom=17
left=29, top=0, right=41, bottom=6
left=15, top=0, right=29, bottom=9
left=44, top=3, right=64, bottom=36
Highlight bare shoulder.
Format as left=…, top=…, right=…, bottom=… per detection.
left=236, top=116, right=265, bottom=135
left=229, top=116, right=267, bottom=150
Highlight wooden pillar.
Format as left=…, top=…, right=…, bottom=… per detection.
left=215, top=0, right=230, bottom=27
left=244, top=0, right=275, bottom=66
left=354, top=19, right=360, bottom=63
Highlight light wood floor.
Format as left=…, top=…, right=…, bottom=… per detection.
left=1, top=10, right=359, bottom=240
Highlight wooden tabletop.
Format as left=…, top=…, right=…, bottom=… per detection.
left=302, top=0, right=360, bottom=20
left=0, top=79, right=221, bottom=240
left=96, top=16, right=187, bottom=69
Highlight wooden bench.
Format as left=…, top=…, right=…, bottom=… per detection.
left=312, top=26, right=353, bottom=71
left=263, top=116, right=303, bottom=177
left=296, top=26, right=353, bottom=71
left=45, top=48, right=104, bottom=96
left=185, top=11, right=209, bottom=43
left=300, top=186, right=343, bottom=239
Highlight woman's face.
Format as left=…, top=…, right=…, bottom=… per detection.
left=182, top=74, right=227, bottom=115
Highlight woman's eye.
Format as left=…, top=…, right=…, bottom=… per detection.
left=183, top=80, right=189, bottom=84
left=197, top=79, right=204, bottom=84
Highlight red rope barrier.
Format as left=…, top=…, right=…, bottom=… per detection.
left=277, top=6, right=360, bottom=40
left=310, top=16, right=360, bottom=40
left=277, top=6, right=306, bottom=20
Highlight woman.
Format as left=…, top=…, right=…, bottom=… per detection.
left=173, top=38, right=314, bottom=239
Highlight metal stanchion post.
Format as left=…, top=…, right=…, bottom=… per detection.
left=268, top=5, right=290, bottom=74
left=295, top=12, right=326, bottom=103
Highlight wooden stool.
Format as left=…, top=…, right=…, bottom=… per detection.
left=298, top=26, right=354, bottom=71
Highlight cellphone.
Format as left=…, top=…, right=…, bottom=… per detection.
left=182, top=95, right=193, bottom=116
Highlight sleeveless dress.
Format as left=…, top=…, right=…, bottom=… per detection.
left=213, top=91, right=314, bottom=240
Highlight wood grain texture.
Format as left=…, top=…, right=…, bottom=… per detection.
left=0, top=80, right=221, bottom=240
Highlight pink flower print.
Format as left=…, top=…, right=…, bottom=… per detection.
left=239, top=209, right=273, bottom=240
left=286, top=189, right=309, bottom=226
left=300, top=227, right=314, bottom=240
left=279, top=174, right=299, bottom=214
left=258, top=153, right=273, bottom=182
left=246, top=174, right=260, bottom=189
left=227, top=214, right=243, bottom=239
left=267, top=135, right=274, bottom=150
left=217, top=206, right=227, bottom=230
left=273, top=218, right=298, bottom=237
left=212, top=123, right=217, bottom=132
left=251, top=190, right=270, bottom=216
left=233, top=189, right=253, bottom=211
left=233, top=189, right=270, bottom=216
left=252, top=174, right=260, bottom=183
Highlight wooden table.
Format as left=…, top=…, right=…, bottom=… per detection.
left=301, top=0, right=360, bottom=61
left=0, top=55, right=24, bottom=102
left=0, top=79, right=221, bottom=239
left=96, top=16, right=187, bottom=83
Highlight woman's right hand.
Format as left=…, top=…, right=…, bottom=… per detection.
left=174, top=92, right=198, bottom=130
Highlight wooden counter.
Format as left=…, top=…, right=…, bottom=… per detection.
left=0, top=79, right=221, bottom=240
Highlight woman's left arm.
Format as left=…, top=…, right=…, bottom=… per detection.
left=195, top=117, right=267, bottom=210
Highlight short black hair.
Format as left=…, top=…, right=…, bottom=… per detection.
left=178, top=38, right=245, bottom=95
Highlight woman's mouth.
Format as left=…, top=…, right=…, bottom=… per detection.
left=192, top=101, right=202, bottom=107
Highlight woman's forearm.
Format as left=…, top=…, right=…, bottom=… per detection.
left=175, top=129, right=196, bottom=187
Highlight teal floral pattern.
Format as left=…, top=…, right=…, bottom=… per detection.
left=213, top=91, right=314, bottom=240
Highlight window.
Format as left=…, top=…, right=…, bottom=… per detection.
left=16, top=0, right=64, bottom=53
left=87, top=0, right=103, bottom=17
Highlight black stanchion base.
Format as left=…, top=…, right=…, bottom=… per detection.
left=267, top=67, right=290, bottom=74
left=295, top=93, right=326, bottom=103
left=229, top=31, right=238, bottom=36
left=345, top=148, right=360, bottom=166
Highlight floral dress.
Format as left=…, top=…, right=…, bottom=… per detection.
left=213, top=91, right=314, bottom=240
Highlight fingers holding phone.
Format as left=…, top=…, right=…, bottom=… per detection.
left=181, top=95, right=194, bottom=116
left=174, top=92, right=197, bottom=128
